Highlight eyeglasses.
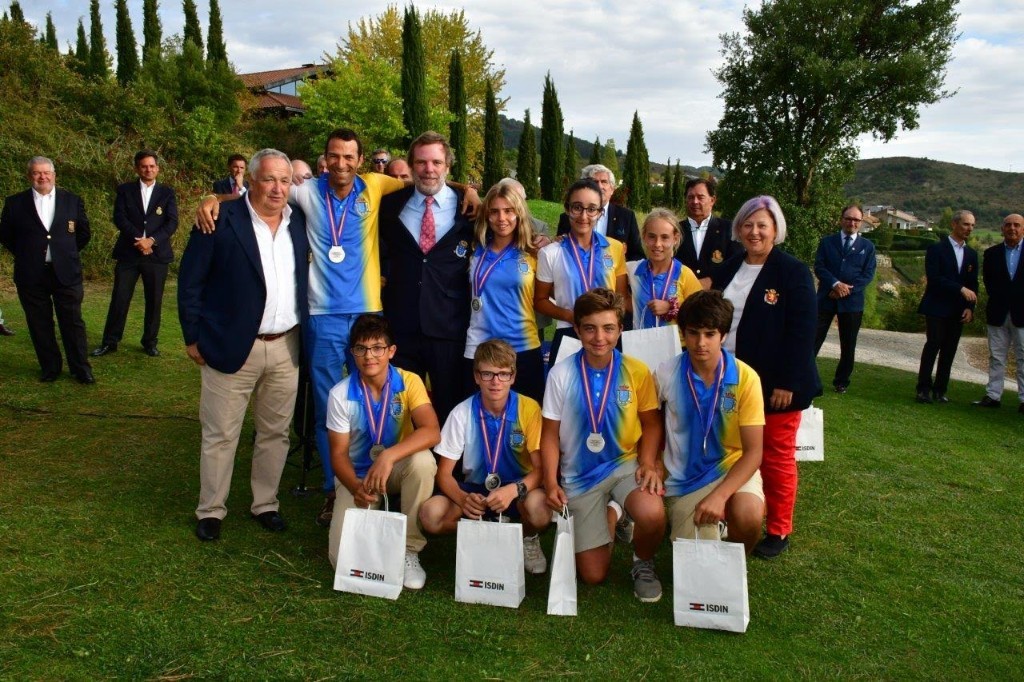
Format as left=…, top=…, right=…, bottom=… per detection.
left=568, top=203, right=603, bottom=217
left=842, top=217, right=861, bottom=223
left=371, top=158, right=389, bottom=165
left=351, top=344, right=390, bottom=357
left=476, top=370, right=514, bottom=382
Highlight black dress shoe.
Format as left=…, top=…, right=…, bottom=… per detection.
left=252, top=510, right=287, bottom=532
left=932, top=392, right=949, bottom=404
left=0, top=323, right=14, bottom=336
left=834, top=385, right=848, bottom=394
left=196, top=517, right=222, bottom=541
left=90, top=344, right=117, bottom=357
left=74, top=370, right=96, bottom=385
left=916, top=391, right=933, bottom=404
left=972, top=395, right=1001, bottom=408
left=143, top=346, right=160, bottom=357
left=39, top=371, right=60, bottom=382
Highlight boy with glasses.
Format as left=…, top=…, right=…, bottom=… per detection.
left=419, top=340, right=551, bottom=574
left=325, top=314, right=440, bottom=589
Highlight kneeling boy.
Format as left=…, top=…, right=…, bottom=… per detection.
left=541, top=288, right=666, bottom=602
left=655, top=290, right=765, bottom=553
left=419, top=340, right=551, bottom=573
left=326, top=315, right=440, bottom=589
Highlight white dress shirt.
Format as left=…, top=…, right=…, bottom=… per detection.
left=32, top=188, right=55, bottom=262
left=688, top=215, right=711, bottom=256
left=399, top=185, right=458, bottom=245
left=948, top=235, right=965, bottom=271
left=245, top=195, right=299, bottom=335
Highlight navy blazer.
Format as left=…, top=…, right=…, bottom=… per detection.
left=814, top=232, right=877, bottom=314
left=675, top=215, right=743, bottom=280
left=0, top=188, right=91, bottom=288
left=379, top=187, right=474, bottom=340
left=111, top=181, right=179, bottom=264
left=177, top=199, right=309, bottom=374
left=917, top=238, right=978, bottom=319
left=556, top=203, right=644, bottom=261
left=983, top=242, right=1024, bottom=327
left=712, top=248, right=822, bottom=413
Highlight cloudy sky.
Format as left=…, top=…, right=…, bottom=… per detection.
left=20, top=0, right=1024, bottom=172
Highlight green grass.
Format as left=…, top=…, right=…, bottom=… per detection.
left=1, top=282, right=1022, bottom=679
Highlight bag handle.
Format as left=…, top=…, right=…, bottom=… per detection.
left=365, top=493, right=389, bottom=513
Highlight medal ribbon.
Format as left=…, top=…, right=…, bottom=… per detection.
left=640, top=259, right=679, bottom=327
left=477, top=400, right=509, bottom=476
left=578, top=351, right=616, bottom=437
left=472, top=244, right=516, bottom=298
left=360, top=372, right=392, bottom=446
left=325, top=188, right=353, bottom=249
left=684, top=353, right=725, bottom=456
left=566, top=233, right=597, bottom=294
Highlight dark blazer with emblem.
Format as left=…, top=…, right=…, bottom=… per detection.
left=814, top=232, right=877, bottom=314
left=674, top=216, right=742, bottom=281
left=982, top=242, right=1024, bottom=327
left=556, top=203, right=644, bottom=261
left=379, top=187, right=474, bottom=340
left=177, top=199, right=309, bottom=374
left=917, top=238, right=978, bottom=319
left=212, top=176, right=248, bottom=195
left=712, top=248, right=822, bottom=413
left=112, top=181, right=179, bottom=264
left=0, top=188, right=91, bottom=288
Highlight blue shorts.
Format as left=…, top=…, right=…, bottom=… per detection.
left=459, top=481, right=522, bottom=521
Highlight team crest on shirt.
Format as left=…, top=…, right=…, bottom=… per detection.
left=668, top=284, right=678, bottom=297
left=389, top=396, right=404, bottom=419
left=354, top=197, right=369, bottom=216
left=517, top=257, right=529, bottom=274
left=509, top=429, right=525, bottom=449
left=603, top=255, right=613, bottom=268
left=721, top=390, right=737, bottom=413
left=155, top=206, right=163, bottom=216
left=711, top=249, right=723, bottom=264
left=456, top=240, right=469, bottom=258
left=764, top=289, right=779, bottom=305
left=616, top=384, right=632, bottom=406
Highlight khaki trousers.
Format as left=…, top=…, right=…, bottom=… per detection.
left=196, top=330, right=300, bottom=520
left=328, top=450, right=437, bottom=569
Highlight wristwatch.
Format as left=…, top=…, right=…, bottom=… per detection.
left=516, top=481, right=528, bottom=502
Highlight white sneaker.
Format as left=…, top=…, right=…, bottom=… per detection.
left=523, top=534, right=547, bottom=574
left=404, top=551, right=426, bottom=590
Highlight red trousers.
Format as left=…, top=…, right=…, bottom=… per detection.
left=762, top=411, right=802, bottom=536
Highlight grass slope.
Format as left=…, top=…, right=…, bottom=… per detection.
left=1, top=283, right=1022, bottom=679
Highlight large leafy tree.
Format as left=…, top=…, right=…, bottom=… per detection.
left=622, top=111, right=651, bottom=211
left=447, top=50, right=467, bottom=182
left=401, top=6, right=429, bottom=146
left=539, top=72, right=563, bottom=201
left=515, top=109, right=538, bottom=198
left=114, top=0, right=139, bottom=85
left=706, top=0, right=958, bottom=260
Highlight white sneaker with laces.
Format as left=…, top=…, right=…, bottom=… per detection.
left=404, top=550, right=426, bottom=590
left=523, top=534, right=547, bottom=574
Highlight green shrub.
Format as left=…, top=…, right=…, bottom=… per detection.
left=882, top=279, right=926, bottom=332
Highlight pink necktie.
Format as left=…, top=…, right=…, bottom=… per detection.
left=420, top=196, right=436, bottom=253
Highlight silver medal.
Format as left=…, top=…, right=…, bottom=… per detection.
left=471, top=297, right=483, bottom=312
left=369, top=444, right=385, bottom=460
left=328, top=245, right=345, bottom=263
left=586, top=432, right=606, bottom=453
left=484, top=473, right=501, bottom=491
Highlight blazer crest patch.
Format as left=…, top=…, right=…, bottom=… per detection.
left=764, top=288, right=779, bottom=305
left=67, top=220, right=75, bottom=234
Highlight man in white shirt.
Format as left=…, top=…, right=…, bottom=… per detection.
left=0, top=156, right=93, bottom=383
left=178, top=149, right=310, bottom=542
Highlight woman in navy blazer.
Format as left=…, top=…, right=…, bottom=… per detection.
left=711, top=196, right=821, bottom=559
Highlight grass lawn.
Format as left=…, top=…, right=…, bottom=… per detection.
left=1, top=281, right=1022, bottom=679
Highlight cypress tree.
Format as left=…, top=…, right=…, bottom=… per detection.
left=562, top=130, right=577, bottom=195
left=663, top=157, right=673, bottom=206
left=74, top=18, right=89, bottom=74
left=622, top=111, right=651, bottom=211
left=589, top=135, right=601, bottom=165
left=9, top=1, right=23, bottom=22
left=482, top=81, right=504, bottom=191
left=515, top=109, right=539, bottom=199
left=672, top=160, right=683, bottom=211
left=601, top=139, right=619, bottom=175
left=182, top=0, right=203, bottom=55
left=539, top=72, right=564, bottom=201
left=142, top=0, right=161, bottom=65
left=206, top=0, right=227, bottom=64
left=44, top=12, right=58, bottom=50
left=114, top=0, right=139, bottom=85
left=401, top=6, right=428, bottom=146
left=447, top=50, right=467, bottom=183
left=87, top=0, right=109, bottom=79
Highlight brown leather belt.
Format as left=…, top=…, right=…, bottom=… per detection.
left=256, top=326, right=297, bottom=342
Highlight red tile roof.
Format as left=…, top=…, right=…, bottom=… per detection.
left=238, top=65, right=325, bottom=90
left=256, top=92, right=305, bottom=112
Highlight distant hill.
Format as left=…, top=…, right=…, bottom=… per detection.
left=846, top=157, right=1024, bottom=230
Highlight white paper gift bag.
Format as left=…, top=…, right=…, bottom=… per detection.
left=672, top=537, right=750, bottom=633
left=546, top=508, right=578, bottom=616
left=334, top=500, right=407, bottom=601
left=455, top=517, right=526, bottom=609
left=795, top=406, right=824, bottom=461
left=621, top=326, right=682, bottom=374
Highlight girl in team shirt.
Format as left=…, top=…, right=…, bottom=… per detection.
left=626, top=208, right=702, bottom=334
left=535, top=178, right=627, bottom=365
left=463, top=182, right=545, bottom=402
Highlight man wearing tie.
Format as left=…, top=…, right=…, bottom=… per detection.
left=92, top=151, right=179, bottom=357
left=813, top=205, right=877, bottom=393
left=0, top=156, right=93, bottom=383
left=973, top=213, right=1024, bottom=412
left=379, top=131, right=475, bottom=424
left=212, top=154, right=248, bottom=195
left=674, top=177, right=742, bottom=289
left=915, top=210, right=979, bottom=404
